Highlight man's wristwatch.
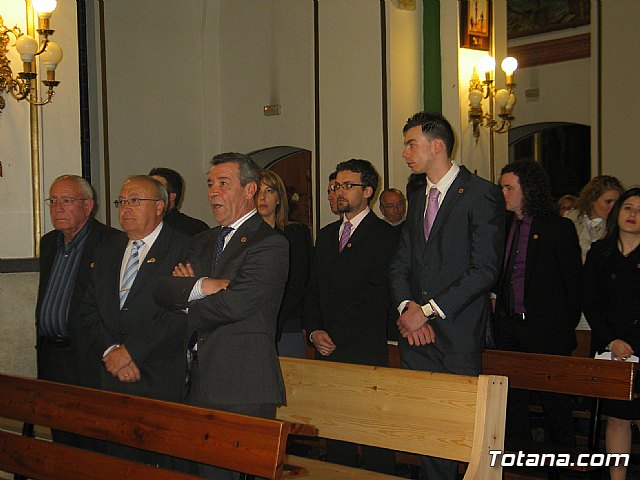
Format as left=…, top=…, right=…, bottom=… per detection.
left=421, top=302, right=437, bottom=320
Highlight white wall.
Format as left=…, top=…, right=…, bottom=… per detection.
left=0, top=0, right=79, bottom=258
left=600, top=0, right=640, bottom=185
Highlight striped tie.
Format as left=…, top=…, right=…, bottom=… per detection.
left=120, top=240, right=144, bottom=309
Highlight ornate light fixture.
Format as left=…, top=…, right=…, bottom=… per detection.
left=468, top=55, right=517, bottom=142
left=0, top=0, right=63, bottom=111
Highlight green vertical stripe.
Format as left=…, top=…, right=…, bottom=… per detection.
left=423, top=0, right=442, bottom=113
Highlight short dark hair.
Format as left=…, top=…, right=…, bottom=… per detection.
left=211, top=152, right=259, bottom=186
left=500, top=160, right=553, bottom=218
left=335, top=159, right=379, bottom=205
left=149, top=167, right=184, bottom=206
left=403, top=111, right=455, bottom=158
left=328, top=171, right=337, bottom=182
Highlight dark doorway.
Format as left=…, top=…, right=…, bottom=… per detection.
left=509, top=122, right=591, bottom=199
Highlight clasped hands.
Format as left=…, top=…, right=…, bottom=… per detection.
left=172, top=262, right=230, bottom=295
left=397, top=301, right=436, bottom=346
left=104, top=345, right=140, bottom=383
left=610, top=339, right=634, bottom=362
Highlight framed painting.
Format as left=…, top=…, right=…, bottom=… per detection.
left=507, top=0, right=590, bottom=39
left=460, top=0, right=492, bottom=51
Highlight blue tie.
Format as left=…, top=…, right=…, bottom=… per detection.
left=120, top=240, right=144, bottom=309
left=214, top=227, right=234, bottom=266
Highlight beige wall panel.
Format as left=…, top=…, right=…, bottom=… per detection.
left=600, top=0, right=639, bottom=185
left=317, top=0, right=383, bottom=229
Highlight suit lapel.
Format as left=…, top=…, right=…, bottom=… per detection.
left=425, top=166, right=470, bottom=245
left=106, top=234, right=128, bottom=312
left=212, top=214, right=261, bottom=276
left=524, top=216, right=542, bottom=291
left=126, top=225, right=171, bottom=305
left=342, top=211, right=373, bottom=251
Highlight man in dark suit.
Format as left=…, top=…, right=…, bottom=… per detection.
left=155, top=153, right=289, bottom=479
left=37, top=174, right=118, bottom=449
left=389, top=112, right=504, bottom=480
left=78, top=175, right=190, bottom=466
left=303, top=159, right=397, bottom=473
left=494, top=160, right=582, bottom=447
left=149, top=167, right=209, bottom=236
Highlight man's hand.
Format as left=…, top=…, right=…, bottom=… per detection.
left=406, top=324, right=436, bottom=346
left=397, top=301, right=434, bottom=339
left=311, top=330, right=336, bottom=356
left=201, top=278, right=230, bottom=296
left=116, top=361, right=141, bottom=382
left=610, top=339, right=634, bottom=361
left=172, top=262, right=195, bottom=277
left=104, top=345, right=134, bottom=376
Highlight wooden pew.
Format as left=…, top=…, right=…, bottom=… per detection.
left=481, top=349, right=637, bottom=476
left=277, top=357, right=508, bottom=480
left=0, top=373, right=316, bottom=480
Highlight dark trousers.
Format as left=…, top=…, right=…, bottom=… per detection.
left=495, top=315, right=576, bottom=448
left=37, top=338, right=106, bottom=454
left=399, top=340, right=481, bottom=480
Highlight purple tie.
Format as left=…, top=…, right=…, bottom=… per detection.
left=339, top=221, right=352, bottom=252
left=423, top=187, right=440, bottom=240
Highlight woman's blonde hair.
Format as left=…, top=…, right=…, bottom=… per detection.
left=257, top=169, right=290, bottom=230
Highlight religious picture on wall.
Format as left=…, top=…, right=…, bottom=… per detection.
left=460, top=0, right=491, bottom=51
left=507, top=0, right=590, bottom=39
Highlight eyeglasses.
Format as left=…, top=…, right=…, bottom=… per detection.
left=113, top=198, right=160, bottom=208
left=329, top=182, right=368, bottom=192
left=381, top=201, right=405, bottom=210
left=45, top=197, right=88, bottom=206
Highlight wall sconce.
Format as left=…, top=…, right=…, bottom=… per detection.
left=468, top=55, right=517, bottom=142
left=0, top=0, right=63, bottom=111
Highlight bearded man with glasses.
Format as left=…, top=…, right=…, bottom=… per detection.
left=37, top=174, right=118, bottom=451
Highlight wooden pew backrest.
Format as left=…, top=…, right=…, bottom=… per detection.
left=482, top=349, right=636, bottom=400
left=0, top=374, right=296, bottom=479
left=277, top=357, right=508, bottom=480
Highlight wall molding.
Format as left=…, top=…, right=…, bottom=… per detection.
left=508, top=33, right=590, bottom=69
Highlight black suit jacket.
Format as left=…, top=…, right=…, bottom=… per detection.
left=155, top=213, right=289, bottom=408
left=36, top=217, right=119, bottom=387
left=77, top=223, right=190, bottom=401
left=494, top=213, right=582, bottom=354
left=390, top=166, right=505, bottom=374
left=164, top=208, right=209, bottom=236
left=304, top=210, right=398, bottom=366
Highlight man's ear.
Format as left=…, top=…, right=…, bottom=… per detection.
left=432, top=138, right=445, bottom=155
left=245, top=181, right=257, bottom=199
left=364, top=185, right=374, bottom=201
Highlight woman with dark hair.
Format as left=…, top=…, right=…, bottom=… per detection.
left=583, top=187, right=640, bottom=480
left=565, top=175, right=623, bottom=262
left=255, top=169, right=312, bottom=358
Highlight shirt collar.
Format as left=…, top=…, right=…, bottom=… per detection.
left=425, top=162, right=460, bottom=199
left=342, top=206, right=370, bottom=232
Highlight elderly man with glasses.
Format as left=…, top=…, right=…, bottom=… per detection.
left=37, top=174, right=118, bottom=450
left=77, top=175, right=191, bottom=467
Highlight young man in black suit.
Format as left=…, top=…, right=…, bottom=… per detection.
left=390, top=112, right=505, bottom=480
left=495, top=160, right=582, bottom=448
left=304, top=158, right=398, bottom=473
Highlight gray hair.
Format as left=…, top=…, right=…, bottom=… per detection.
left=211, top=152, right=259, bottom=186
left=52, top=174, right=95, bottom=201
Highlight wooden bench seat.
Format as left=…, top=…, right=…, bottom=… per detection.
left=0, top=373, right=316, bottom=480
left=277, top=357, right=508, bottom=480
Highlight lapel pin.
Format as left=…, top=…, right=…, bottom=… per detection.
left=89, top=262, right=96, bottom=269
left=533, top=234, right=539, bottom=240
left=241, top=236, right=248, bottom=243
left=458, top=188, right=465, bottom=194
left=146, top=258, right=156, bottom=263
left=346, top=243, right=352, bottom=249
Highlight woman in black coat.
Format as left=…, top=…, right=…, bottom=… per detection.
left=256, top=169, right=312, bottom=358
left=583, top=187, right=640, bottom=480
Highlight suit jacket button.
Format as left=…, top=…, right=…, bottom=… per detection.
left=633, top=319, right=639, bottom=326
left=421, top=291, right=427, bottom=296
